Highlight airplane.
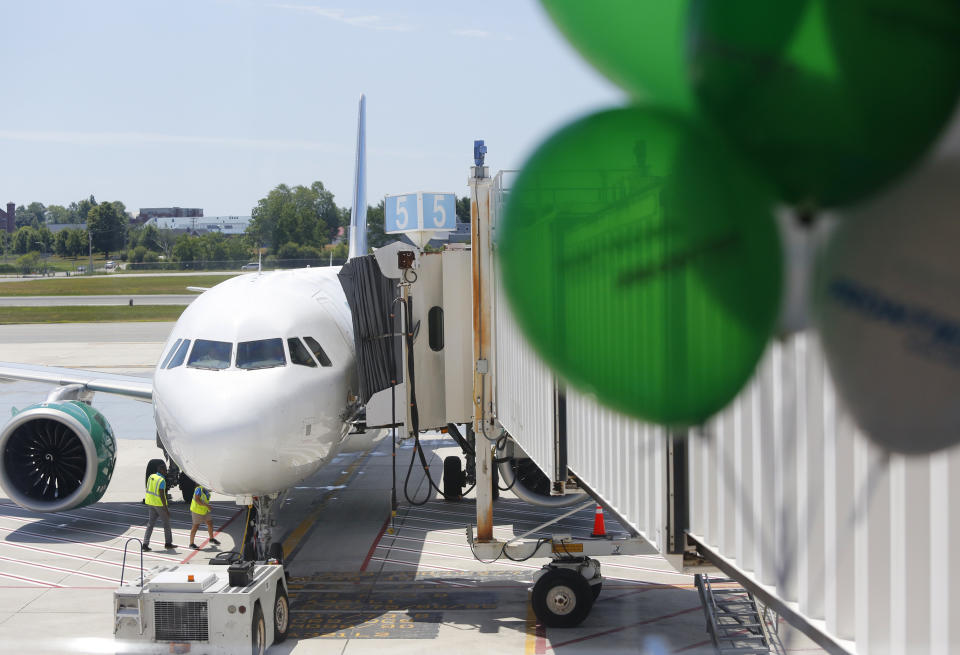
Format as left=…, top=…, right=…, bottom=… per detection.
left=0, top=95, right=372, bottom=561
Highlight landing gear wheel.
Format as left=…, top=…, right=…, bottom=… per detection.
left=272, top=585, right=289, bottom=643
left=241, top=506, right=258, bottom=561
left=251, top=601, right=266, bottom=655
left=531, top=568, right=594, bottom=628
left=268, top=542, right=284, bottom=565
left=179, top=473, right=197, bottom=504
left=443, top=455, right=463, bottom=501
left=144, top=459, right=165, bottom=486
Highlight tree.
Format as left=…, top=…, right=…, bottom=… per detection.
left=66, top=229, right=87, bottom=258
left=12, top=226, right=33, bottom=254
left=46, top=205, right=73, bottom=224
left=16, top=252, right=40, bottom=275
left=365, top=200, right=392, bottom=249
left=86, top=201, right=126, bottom=256
left=249, top=181, right=339, bottom=251
left=76, top=195, right=97, bottom=222
left=54, top=230, right=70, bottom=257
left=456, top=196, right=471, bottom=223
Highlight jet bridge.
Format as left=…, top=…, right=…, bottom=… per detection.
left=339, top=155, right=659, bottom=629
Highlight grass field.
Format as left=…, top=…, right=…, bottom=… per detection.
left=0, top=275, right=236, bottom=296
left=0, top=305, right=186, bottom=324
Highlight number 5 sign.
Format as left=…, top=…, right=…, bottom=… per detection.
left=385, top=192, right=457, bottom=234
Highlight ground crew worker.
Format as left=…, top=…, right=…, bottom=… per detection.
left=143, top=463, right=175, bottom=551
left=188, top=484, right=220, bottom=549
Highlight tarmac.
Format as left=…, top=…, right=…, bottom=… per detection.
left=0, top=322, right=821, bottom=654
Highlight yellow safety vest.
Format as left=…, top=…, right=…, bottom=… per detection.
left=190, top=486, right=211, bottom=515
left=145, top=473, right=165, bottom=507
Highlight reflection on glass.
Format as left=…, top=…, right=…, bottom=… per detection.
left=160, top=339, right=182, bottom=369
left=166, top=340, right=191, bottom=369
left=303, top=336, right=332, bottom=367
left=288, top=338, right=317, bottom=367
left=187, top=339, right=232, bottom=370
left=237, top=338, right=286, bottom=370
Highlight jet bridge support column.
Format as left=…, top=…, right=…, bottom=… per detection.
left=470, top=149, right=494, bottom=542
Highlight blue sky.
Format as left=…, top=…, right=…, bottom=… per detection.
left=0, top=0, right=624, bottom=216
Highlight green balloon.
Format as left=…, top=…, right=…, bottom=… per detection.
left=540, top=0, right=694, bottom=112
left=499, top=107, right=782, bottom=426
left=687, top=0, right=960, bottom=208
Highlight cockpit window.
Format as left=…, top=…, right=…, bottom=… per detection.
left=288, top=338, right=317, bottom=367
left=166, top=339, right=191, bottom=369
left=303, top=337, right=332, bottom=367
left=237, top=338, right=286, bottom=370
left=187, top=339, right=232, bottom=370
left=160, top=339, right=182, bottom=369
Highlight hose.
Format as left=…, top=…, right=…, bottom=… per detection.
left=496, top=457, right=587, bottom=508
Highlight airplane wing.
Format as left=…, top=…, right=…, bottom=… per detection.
left=0, top=362, right=153, bottom=401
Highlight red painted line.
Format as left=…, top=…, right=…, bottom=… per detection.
left=359, top=514, right=392, bottom=572
left=180, top=507, right=244, bottom=564
left=0, top=503, right=195, bottom=538
left=0, top=569, right=63, bottom=588
left=0, top=552, right=119, bottom=583
left=0, top=520, right=180, bottom=561
left=0, top=538, right=139, bottom=571
left=535, top=619, right=547, bottom=654
left=547, top=606, right=701, bottom=651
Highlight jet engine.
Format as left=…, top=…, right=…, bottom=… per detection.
left=0, top=400, right=117, bottom=512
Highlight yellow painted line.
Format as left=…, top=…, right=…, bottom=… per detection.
left=525, top=599, right=538, bottom=655
left=281, top=444, right=374, bottom=558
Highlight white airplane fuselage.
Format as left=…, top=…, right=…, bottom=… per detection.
left=152, top=267, right=358, bottom=496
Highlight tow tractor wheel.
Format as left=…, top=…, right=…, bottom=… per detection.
left=591, top=581, right=603, bottom=600
left=273, top=584, right=290, bottom=643
left=531, top=567, right=594, bottom=628
left=443, top=455, right=464, bottom=501
left=251, top=601, right=266, bottom=655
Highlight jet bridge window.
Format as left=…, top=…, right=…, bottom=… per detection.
left=237, top=338, right=286, bottom=370
left=166, top=339, right=191, bottom=369
left=160, top=339, right=182, bottom=369
left=187, top=339, right=232, bottom=370
left=303, top=336, right=332, bottom=367
left=288, top=338, right=317, bottom=367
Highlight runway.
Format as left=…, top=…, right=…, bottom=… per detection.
left=0, top=295, right=195, bottom=307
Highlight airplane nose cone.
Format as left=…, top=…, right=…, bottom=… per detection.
left=153, top=371, right=321, bottom=495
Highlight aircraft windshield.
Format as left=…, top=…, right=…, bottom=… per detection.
left=187, top=339, right=232, bottom=370
left=160, top=339, right=182, bottom=369
left=288, top=338, right=317, bottom=367
left=166, top=339, right=191, bottom=369
left=303, top=336, right=332, bottom=367
left=237, top=338, right=286, bottom=370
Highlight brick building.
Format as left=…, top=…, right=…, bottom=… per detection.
left=0, top=202, right=15, bottom=233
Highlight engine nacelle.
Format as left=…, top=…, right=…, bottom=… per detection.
left=0, top=401, right=117, bottom=512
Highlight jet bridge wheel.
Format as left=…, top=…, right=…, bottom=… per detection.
left=531, top=567, right=594, bottom=628
left=443, top=455, right=464, bottom=501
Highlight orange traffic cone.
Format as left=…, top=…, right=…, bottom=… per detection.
left=591, top=505, right=606, bottom=537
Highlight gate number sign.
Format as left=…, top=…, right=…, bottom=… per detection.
left=385, top=192, right=457, bottom=234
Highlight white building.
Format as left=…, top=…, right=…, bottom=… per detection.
left=147, top=215, right=251, bottom=234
